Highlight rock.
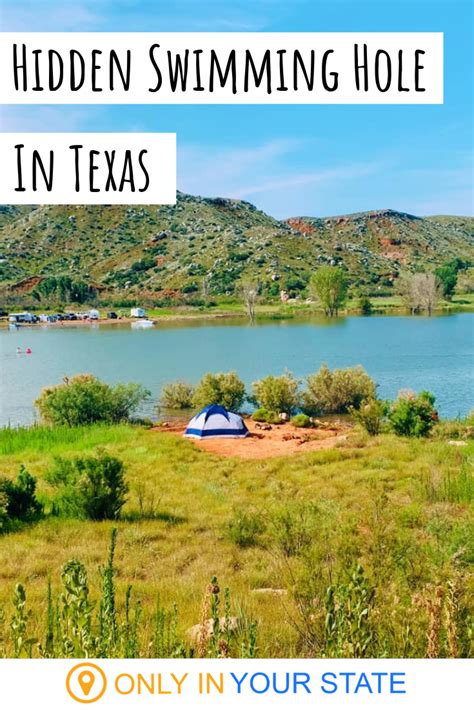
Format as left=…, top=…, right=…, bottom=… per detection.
left=447, top=440, right=468, bottom=446
left=255, top=423, right=272, bottom=431
left=252, top=588, right=288, bottom=596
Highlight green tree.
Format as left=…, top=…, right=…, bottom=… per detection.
left=435, top=264, right=457, bottom=299
left=309, top=267, right=348, bottom=316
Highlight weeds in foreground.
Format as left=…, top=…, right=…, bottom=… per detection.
left=1, top=529, right=257, bottom=659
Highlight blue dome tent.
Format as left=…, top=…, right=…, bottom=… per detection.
left=184, top=404, right=249, bottom=439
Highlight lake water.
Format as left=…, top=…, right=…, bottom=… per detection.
left=1, top=313, right=473, bottom=426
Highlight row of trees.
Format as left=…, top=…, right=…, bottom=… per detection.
left=33, top=370, right=440, bottom=440
left=32, top=276, right=97, bottom=305
left=242, top=257, right=469, bottom=319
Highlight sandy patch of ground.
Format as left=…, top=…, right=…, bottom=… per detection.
left=154, top=418, right=352, bottom=459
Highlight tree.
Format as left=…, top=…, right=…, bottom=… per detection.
left=309, top=267, right=348, bottom=316
left=33, top=276, right=96, bottom=305
left=202, top=273, right=213, bottom=303
left=400, top=272, right=441, bottom=316
left=435, top=264, right=457, bottom=299
left=241, top=281, right=259, bottom=323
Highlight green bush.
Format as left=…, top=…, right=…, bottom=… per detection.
left=35, top=375, right=150, bottom=427
left=388, top=390, right=438, bottom=437
left=271, top=503, right=319, bottom=557
left=291, top=413, right=312, bottom=428
left=226, top=510, right=266, bottom=548
left=160, top=381, right=195, bottom=409
left=302, top=364, right=376, bottom=415
left=252, top=372, right=300, bottom=415
left=350, top=398, right=387, bottom=436
left=251, top=407, right=269, bottom=422
left=46, top=450, right=128, bottom=520
left=192, top=372, right=245, bottom=411
left=251, top=408, right=280, bottom=424
left=358, top=295, right=373, bottom=315
left=0, top=466, right=43, bottom=531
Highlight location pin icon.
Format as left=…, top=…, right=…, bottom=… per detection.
left=78, top=670, right=95, bottom=697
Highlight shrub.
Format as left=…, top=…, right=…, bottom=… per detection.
left=350, top=398, right=388, bottom=436
left=271, top=503, right=319, bottom=557
left=291, top=413, right=312, bottom=428
left=251, top=408, right=280, bottom=424
left=252, top=372, right=300, bottom=415
left=160, top=381, right=195, bottom=409
left=0, top=466, right=43, bottom=531
left=388, top=390, right=438, bottom=437
left=302, top=364, right=376, bottom=415
left=0, top=489, right=9, bottom=531
left=226, top=510, right=266, bottom=548
left=358, top=295, right=373, bottom=315
left=192, top=372, right=246, bottom=411
left=251, top=407, right=269, bottom=422
left=35, top=375, right=150, bottom=426
left=46, top=450, right=128, bottom=520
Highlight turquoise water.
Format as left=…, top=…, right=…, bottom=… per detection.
left=1, top=313, right=473, bottom=426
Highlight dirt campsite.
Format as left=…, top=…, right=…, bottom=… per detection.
left=154, top=417, right=352, bottom=459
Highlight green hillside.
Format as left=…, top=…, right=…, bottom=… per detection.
left=0, top=193, right=473, bottom=303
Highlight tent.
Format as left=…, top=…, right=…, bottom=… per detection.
left=184, top=404, right=249, bottom=439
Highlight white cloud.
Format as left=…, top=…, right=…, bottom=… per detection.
left=178, top=138, right=379, bottom=216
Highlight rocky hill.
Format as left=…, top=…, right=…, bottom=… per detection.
left=0, top=194, right=472, bottom=302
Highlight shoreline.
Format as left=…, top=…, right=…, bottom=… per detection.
left=2, top=296, right=473, bottom=329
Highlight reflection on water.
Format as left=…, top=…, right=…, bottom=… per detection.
left=1, top=313, right=473, bottom=425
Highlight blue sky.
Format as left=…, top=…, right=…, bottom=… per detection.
left=1, top=0, right=472, bottom=218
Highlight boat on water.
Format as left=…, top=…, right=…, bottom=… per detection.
left=131, top=319, right=155, bottom=329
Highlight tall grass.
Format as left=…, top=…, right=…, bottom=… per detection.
left=421, top=464, right=474, bottom=504
left=1, top=530, right=257, bottom=659
left=0, top=424, right=136, bottom=456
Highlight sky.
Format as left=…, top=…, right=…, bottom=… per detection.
left=0, top=0, right=473, bottom=218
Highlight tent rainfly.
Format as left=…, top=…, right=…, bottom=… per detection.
left=184, top=404, right=249, bottom=439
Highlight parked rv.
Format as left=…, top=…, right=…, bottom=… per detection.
left=8, top=312, right=37, bottom=324
left=130, top=307, right=146, bottom=318
left=88, top=309, right=100, bottom=320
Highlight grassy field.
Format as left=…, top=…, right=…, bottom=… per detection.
left=0, top=423, right=472, bottom=658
